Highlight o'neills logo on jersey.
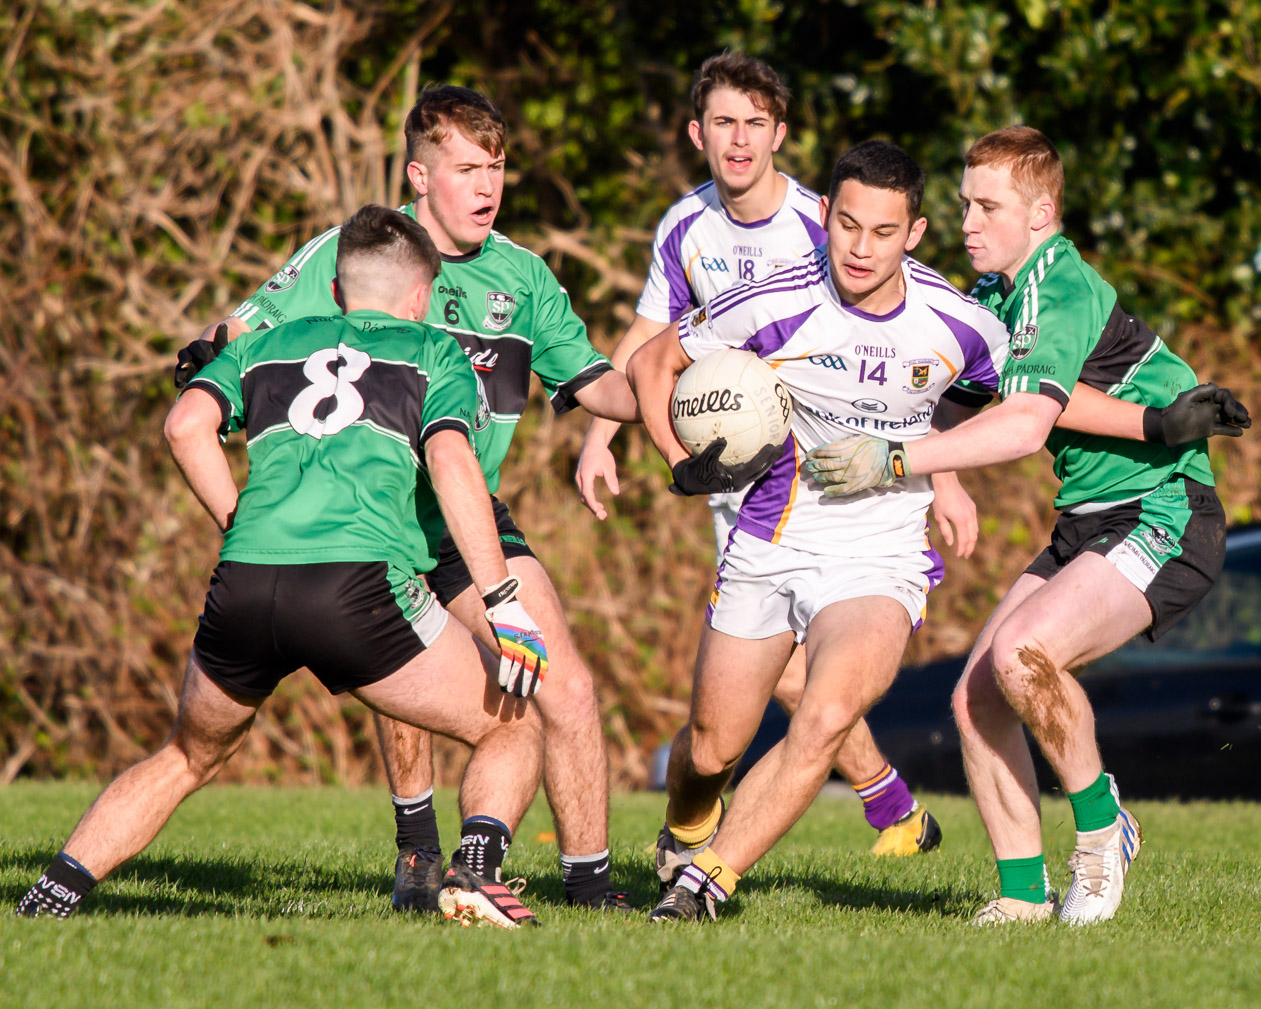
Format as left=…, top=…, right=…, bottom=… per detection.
left=265, top=263, right=300, bottom=293
left=1010, top=323, right=1039, bottom=360
left=672, top=388, right=744, bottom=419
left=483, top=291, right=517, bottom=331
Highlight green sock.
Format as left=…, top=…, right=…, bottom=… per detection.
left=996, top=855, right=1047, bottom=904
left=1068, top=771, right=1120, bottom=833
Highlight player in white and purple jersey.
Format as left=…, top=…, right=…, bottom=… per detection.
left=686, top=244, right=1009, bottom=568
left=627, top=140, right=1010, bottom=922
left=578, top=53, right=952, bottom=866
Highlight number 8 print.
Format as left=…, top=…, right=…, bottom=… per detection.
left=287, top=345, right=372, bottom=438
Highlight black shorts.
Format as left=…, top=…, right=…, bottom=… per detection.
left=1025, top=477, right=1225, bottom=641
left=193, top=560, right=448, bottom=698
left=425, top=496, right=537, bottom=606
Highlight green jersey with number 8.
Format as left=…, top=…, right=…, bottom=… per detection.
left=186, top=310, right=476, bottom=572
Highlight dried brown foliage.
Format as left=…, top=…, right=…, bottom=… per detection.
left=2, top=2, right=1257, bottom=790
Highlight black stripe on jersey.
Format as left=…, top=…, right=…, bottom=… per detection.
left=550, top=361, right=613, bottom=415
left=1078, top=302, right=1160, bottom=392
left=419, top=418, right=471, bottom=449
left=441, top=331, right=534, bottom=418
left=242, top=359, right=428, bottom=456
left=184, top=379, right=233, bottom=435
left=941, top=382, right=993, bottom=409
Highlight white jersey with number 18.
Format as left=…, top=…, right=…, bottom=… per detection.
left=636, top=174, right=826, bottom=325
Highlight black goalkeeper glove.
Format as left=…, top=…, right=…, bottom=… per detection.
left=173, top=323, right=229, bottom=390
left=1142, top=383, right=1251, bottom=444
left=668, top=438, right=785, bottom=496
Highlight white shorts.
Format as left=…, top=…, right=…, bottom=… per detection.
left=709, top=489, right=749, bottom=559
left=706, top=529, right=944, bottom=643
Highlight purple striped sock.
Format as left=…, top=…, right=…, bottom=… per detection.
left=856, top=764, right=916, bottom=831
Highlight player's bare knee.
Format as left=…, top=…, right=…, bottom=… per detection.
left=788, top=702, right=858, bottom=763
left=687, top=726, right=743, bottom=779
left=952, top=660, right=1008, bottom=737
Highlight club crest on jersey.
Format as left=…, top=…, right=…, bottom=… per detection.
left=910, top=364, right=930, bottom=389
left=1140, top=526, right=1176, bottom=555
left=473, top=374, right=491, bottom=431
left=483, top=291, right=517, bottom=331
left=265, top=263, right=300, bottom=293
left=1009, top=323, right=1039, bottom=360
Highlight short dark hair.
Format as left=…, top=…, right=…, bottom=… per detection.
left=336, top=204, right=441, bottom=288
left=692, top=52, right=790, bottom=123
left=828, top=140, right=926, bottom=219
left=966, top=126, right=1064, bottom=221
left=404, top=85, right=506, bottom=164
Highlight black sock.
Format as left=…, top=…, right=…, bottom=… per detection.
left=392, top=790, right=441, bottom=854
left=453, top=816, right=511, bottom=881
left=17, top=853, right=97, bottom=918
left=561, top=850, right=613, bottom=905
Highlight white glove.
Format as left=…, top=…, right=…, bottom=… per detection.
left=804, top=435, right=909, bottom=496
left=482, top=577, right=548, bottom=697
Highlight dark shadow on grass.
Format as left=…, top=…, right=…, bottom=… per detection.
left=738, top=867, right=980, bottom=919
left=1, top=845, right=411, bottom=919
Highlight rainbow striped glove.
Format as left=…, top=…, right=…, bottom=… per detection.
left=482, top=577, right=548, bottom=697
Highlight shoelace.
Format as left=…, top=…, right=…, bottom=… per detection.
left=1067, top=850, right=1111, bottom=896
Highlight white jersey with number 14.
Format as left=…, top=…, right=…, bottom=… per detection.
left=678, top=247, right=1010, bottom=557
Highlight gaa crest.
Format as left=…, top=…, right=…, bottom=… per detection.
left=265, top=263, right=300, bottom=293
left=910, top=364, right=930, bottom=390
left=1009, top=323, right=1039, bottom=361
left=483, top=290, right=517, bottom=332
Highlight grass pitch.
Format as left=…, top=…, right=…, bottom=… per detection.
left=2, top=783, right=1259, bottom=1008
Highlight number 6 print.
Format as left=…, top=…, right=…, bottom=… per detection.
left=287, top=345, right=372, bottom=438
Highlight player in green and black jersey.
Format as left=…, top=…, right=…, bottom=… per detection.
left=185, top=87, right=638, bottom=913
left=805, top=127, right=1249, bottom=927
left=19, top=207, right=549, bottom=926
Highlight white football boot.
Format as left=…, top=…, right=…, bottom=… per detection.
left=1060, top=807, right=1142, bottom=925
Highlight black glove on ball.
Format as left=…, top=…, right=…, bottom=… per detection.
left=669, top=438, right=786, bottom=496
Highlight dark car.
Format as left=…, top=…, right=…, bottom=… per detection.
left=862, top=522, right=1261, bottom=799
left=721, top=523, right=1261, bottom=799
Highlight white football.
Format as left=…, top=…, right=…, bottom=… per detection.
left=671, top=348, right=794, bottom=465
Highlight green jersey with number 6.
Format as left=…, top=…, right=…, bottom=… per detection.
left=231, top=203, right=611, bottom=495
left=973, top=234, right=1215, bottom=510
left=185, top=310, right=477, bottom=572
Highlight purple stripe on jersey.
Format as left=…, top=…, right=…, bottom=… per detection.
left=841, top=297, right=907, bottom=322
left=721, top=205, right=777, bottom=229
left=708, top=255, right=822, bottom=315
left=794, top=208, right=827, bottom=248
left=735, top=433, right=799, bottom=542
left=709, top=258, right=827, bottom=321
left=740, top=305, right=820, bottom=358
left=661, top=208, right=706, bottom=319
left=929, top=306, right=1000, bottom=391
left=907, top=262, right=974, bottom=304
